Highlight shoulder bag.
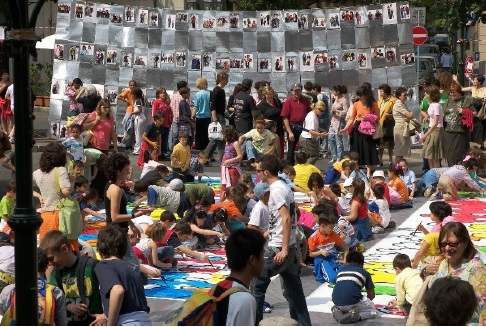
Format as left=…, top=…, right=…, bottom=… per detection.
left=55, top=168, right=83, bottom=239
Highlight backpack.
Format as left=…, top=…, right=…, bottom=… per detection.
left=1, top=279, right=56, bottom=326
left=53, top=255, right=98, bottom=307
left=164, top=283, right=248, bottom=326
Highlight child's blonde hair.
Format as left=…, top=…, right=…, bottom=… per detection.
left=145, top=223, right=167, bottom=242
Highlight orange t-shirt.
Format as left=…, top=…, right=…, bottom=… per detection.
left=390, top=177, right=408, bottom=203
left=210, top=201, right=241, bottom=218
left=308, top=231, right=343, bottom=252
left=349, top=101, right=379, bottom=121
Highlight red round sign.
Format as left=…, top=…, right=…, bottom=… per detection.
left=412, top=26, right=428, bottom=45
left=465, top=56, right=474, bottom=74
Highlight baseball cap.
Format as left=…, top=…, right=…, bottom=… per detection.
left=343, top=177, right=354, bottom=187
left=253, top=182, right=270, bottom=199
left=291, top=83, right=302, bottom=90
left=242, top=78, right=253, bottom=88
left=168, top=178, right=184, bottom=191
left=0, top=232, right=10, bottom=244
left=372, top=170, right=386, bottom=179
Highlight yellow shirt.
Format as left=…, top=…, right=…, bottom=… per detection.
left=171, top=143, right=191, bottom=172
left=394, top=267, right=423, bottom=310
left=332, top=157, right=349, bottom=173
left=423, top=232, right=441, bottom=258
left=293, top=163, right=321, bottom=191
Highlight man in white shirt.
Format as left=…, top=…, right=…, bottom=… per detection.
left=252, top=154, right=312, bottom=325
left=440, top=48, right=453, bottom=72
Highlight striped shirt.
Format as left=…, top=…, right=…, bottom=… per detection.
left=170, top=92, right=183, bottom=122
left=332, top=263, right=374, bottom=306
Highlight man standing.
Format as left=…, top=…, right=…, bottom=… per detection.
left=169, top=81, right=188, bottom=150
left=440, top=48, right=453, bottom=72
left=252, top=154, right=312, bottom=326
left=205, top=72, right=228, bottom=163
left=233, top=78, right=256, bottom=155
left=281, top=83, right=312, bottom=165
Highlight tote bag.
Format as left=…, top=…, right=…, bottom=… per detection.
left=55, top=168, right=83, bottom=239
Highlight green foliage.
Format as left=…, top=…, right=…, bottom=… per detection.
left=29, top=63, right=53, bottom=96
left=236, top=0, right=308, bottom=11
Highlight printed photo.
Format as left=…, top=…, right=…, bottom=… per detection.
left=400, top=53, right=415, bottom=65
left=258, top=59, right=270, bottom=71
left=139, top=9, right=149, bottom=24
left=383, top=3, right=397, bottom=24
left=217, top=15, right=229, bottom=28
left=298, top=14, right=308, bottom=29
left=230, top=58, right=244, bottom=69
left=285, top=12, right=298, bottom=23
left=312, top=16, right=326, bottom=28
left=340, top=10, right=354, bottom=21
left=50, top=121, right=60, bottom=139
left=189, top=14, right=199, bottom=29
left=216, top=59, right=230, bottom=70
left=329, top=14, right=340, bottom=28
left=67, top=45, right=79, bottom=61
left=190, top=55, right=201, bottom=70
left=229, top=14, right=239, bottom=28
left=74, top=4, right=84, bottom=19
left=243, top=18, right=257, bottom=28
left=94, top=50, right=105, bottom=65
left=314, top=52, right=328, bottom=64
left=149, top=10, right=159, bottom=26
left=400, top=4, right=410, bottom=19
left=176, top=12, right=188, bottom=22
left=357, top=53, right=369, bottom=68
left=371, top=47, right=385, bottom=58
left=161, top=53, right=174, bottom=64
left=106, top=89, right=118, bottom=105
left=354, top=10, right=367, bottom=25
left=368, top=9, right=383, bottom=20
left=51, top=79, right=64, bottom=99
left=134, top=55, right=148, bottom=66
left=125, top=7, right=135, bottom=22
left=273, top=55, right=285, bottom=72
left=166, top=15, right=175, bottom=29
left=175, top=52, right=186, bottom=67
left=342, top=51, right=355, bottom=62
left=80, top=44, right=94, bottom=56
left=243, top=54, right=253, bottom=69
left=121, top=51, right=133, bottom=67
left=203, top=18, right=215, bottom=29
left=329, top=55, right=339, bottom=69
left=151, top=53, right=161, bottom=68
left=270, top=13, right=281, bottom=28
left=260, top=12, right=270, bottom=27
left=111, top=13, right=122, bottom=24
left=57, top=3, right=71, bottom=14
left=96, top=6, right=110, bottom=19
left=285, top=56, right=298, bottom=71
left=202, top=53, right=213, bottom=68
left=54, top=44, right=64, bottom=60
left=301, top=51, right=314, bottom=71
left=85, top=3, right=94, bottom=17
left=385, top=47, right=397, bottom=62
left=106, top=49, right=118, bottom=64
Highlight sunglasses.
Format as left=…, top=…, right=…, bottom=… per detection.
left=439, top=241, right=462, bottom=248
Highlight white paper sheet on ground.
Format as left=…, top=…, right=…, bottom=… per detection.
left=132, top=215, right=156, bottom=225
left=305, top=200, right=431, bottom=317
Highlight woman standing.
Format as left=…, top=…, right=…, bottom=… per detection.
left=328, top=85, right=349, bottom=163
left=339, top=87, right=379, bottom=166
left=392, top=87, right=414, bottom=164
left=117, top=80, right=137, bottom=117
left=419, top=85, right=444, bottom=168
left=256, top=86, right=285, bottom=159
left=442, top=83, right=472, bottom=166
left=82, top=99, right=118, bottom=154
left=103, top=153, right=147, bottom=273
left=377, top=84, right=396, bottom=166
left=226, top=84, right=242, bottom=128
left=33, top=142, right=77, bottom=250
left=428, top=222, right=486, bottom=325
left=131, top=87, right=147, bottom=156
left=193, top=77, right=211, bottom=150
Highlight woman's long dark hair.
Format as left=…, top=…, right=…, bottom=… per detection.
left=356, top=86, right=374, bottom=108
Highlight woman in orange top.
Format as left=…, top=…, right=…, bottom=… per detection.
left=388, top=163, right=413, bottom=209
left=339, top=86, right=380, bottom=166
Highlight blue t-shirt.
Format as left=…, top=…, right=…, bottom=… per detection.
left=145, top=122, right=163, bottom=140
left=332, top=263, right=374, bottom=306
left=194, top=89, right=211, bottom=119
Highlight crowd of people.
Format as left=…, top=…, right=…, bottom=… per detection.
left=0, top=72, right=486, bottom=325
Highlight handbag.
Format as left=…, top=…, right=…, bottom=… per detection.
left=208, top=122, right=223, bottom=141
left=407, top=118, right=421, bottom=136
left=55, top=168, right=83, bottom=239
left=372, top=124, right=383, bottom=139
left=477, top=101, right=486, bottom=120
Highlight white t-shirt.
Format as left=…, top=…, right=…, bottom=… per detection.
left=224, top=280, right=256, bottom=326
left=33, top=167, right=71, bottom=211
left=374, top=198, right=391, bottom=228
left=301, top=111, right=320, bottom=139
left=338, top=193, right=353, bottom=216
left=0, top=246, right=15, bottom=275
left=140, top=160, right=160, bottom=179
left=5, top=85, right=13, bottom=110
left=248, top=200, right=269, bottom=231
left=268, top=180, right=296, bottom=247
left=61, top=136, right=84, bottom=162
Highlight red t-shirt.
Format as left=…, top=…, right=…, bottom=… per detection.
left=152, top=98, right=173, bottom=128
left=280, top=96, right=311, bottom=125
left=377, top=181, right=391, bottom=205
left=351, top=198, right=368, bottom=219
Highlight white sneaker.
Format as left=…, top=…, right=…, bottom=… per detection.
left=8, top=137, right=14, bottom=144
left=372, top=226, right=385, bottom=234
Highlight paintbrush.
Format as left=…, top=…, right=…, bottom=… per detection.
left=207, top=258, right=215, bottom=268
left=410, top=221, right=422, bottom=236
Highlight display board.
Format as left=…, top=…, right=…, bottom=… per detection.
left=49, top=0, right=415, bottom=132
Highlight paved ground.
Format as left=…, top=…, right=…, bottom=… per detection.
left=24, top=107, right=424, bottom=325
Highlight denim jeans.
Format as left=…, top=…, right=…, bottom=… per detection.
left=117, top=311, right=152, bottom=326
left=329, top=121, right=345, bottom=161
left=161, top=126, right=170, bottom=156
left=204, top=115, right=225, bottom=162
left=157, top=245, right=177, bottom=267
left=245, top=139, right=262, bottom=162
left=169, top=122, right=179, bottom=151
left=252, top=245, right=312, bottom=325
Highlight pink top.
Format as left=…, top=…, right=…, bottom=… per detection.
left=89, top=111, right=115, bottom=151
left=428, top=102, right=444, bottom=128
left=430, top=216, right=457, bottom=232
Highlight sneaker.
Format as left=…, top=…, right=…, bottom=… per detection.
left=387, top=221, right=397, bottom=229
left=332, top=306, right=344, bottom=322
left=8, top=137, right=14, bottom=144
left=372, top=226, right=385, bottom=234
left=339, top=310, right=360, bottom=324
left=424, top=186, right=434, bottom=198
left=263, top=302, right=272, bottom=313
left=428, top=190, right=440, bottom=201
left=357, top=243, right=365, bottom=252
left=263, top=301, right=274, bottom=309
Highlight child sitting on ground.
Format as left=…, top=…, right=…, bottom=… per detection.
left=329, top=183, right=352, bottom=217
left=308, top=214, right=349, bottom=284
left=162, top=221, right=209, bottom=262
left=435, top=160, right=484, bottom=201
left=399, top=159, right=416, bottom=199
left=133, top=223, right=172, bottom=275
left=388, top=164, right=413, bottom=209
left=185, top=210, right=226, bottom=248
left=388, top=254, right=423, bottom=315
left=368, top=183, right=391, bottom=234
left=277, top=162, right=307, bottom=193
left=343, top=179, right=373, bottom=242
left=239, top=119, right=276, bottom=168
left=265, top=120, right=280, bottom=158
left=331, top=251, right=377, bottom=324
left=308, top=172, right=338, bottom=206
left=140, top=147, right=164, bottom=179
left=348, top=161, right=371, bottom=189
left=293, top=152, right=322, bottom=192
left=72, top=176, right=105, bottom=221
left=187, top=151, right=208, bottom=182
left=411, top=202, right=454, bottom=270
left=323, top=152, right=360, bottom=185
left=210, top=208, right=231, bottom=238
left=95, top=225, right=151, bottom=326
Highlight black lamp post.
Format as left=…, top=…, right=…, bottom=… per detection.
left=457, top=0, right=467, bottom=85
left=1, top=0, right=44, bottom=325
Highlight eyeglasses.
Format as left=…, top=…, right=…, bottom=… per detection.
left=256, top=169, right=265, bottom=173
left=439, top=241, right=462, bottom=248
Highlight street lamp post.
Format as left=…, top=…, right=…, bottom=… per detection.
left=1, top=0, right=45, bottom=325
left=457, top=0, right=467, bottom=85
